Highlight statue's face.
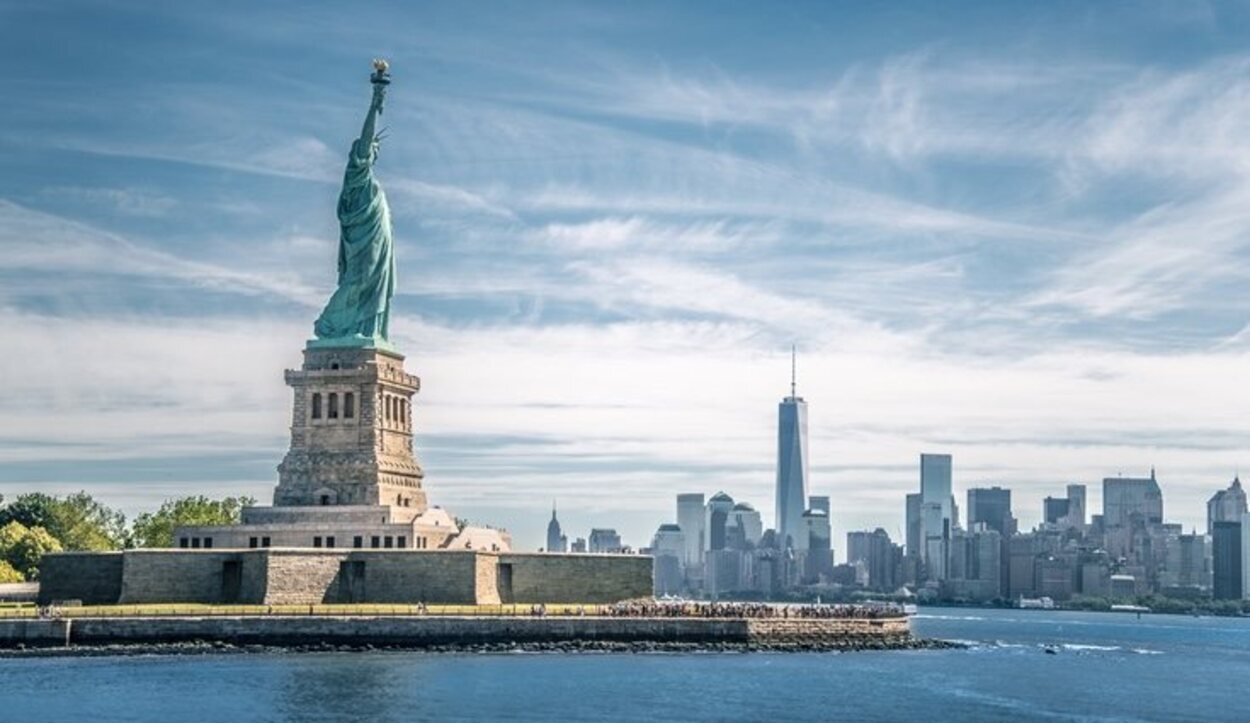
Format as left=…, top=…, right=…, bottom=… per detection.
left=371, top=139, right=381, bottom=161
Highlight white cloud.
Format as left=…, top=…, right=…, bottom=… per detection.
left=0, top=200, right=322, bottom=307
left=41, top=186, right=179, bottom=218
left=4, top=16, right=1250, bottom=550
left=1029, top=58, right=1250, bottom=319
left=533, top=216, right=777, bottom=253
left=7, top=295, right=1244, bottom=545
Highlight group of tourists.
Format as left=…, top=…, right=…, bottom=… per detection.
left=601, top=601, right=904, bottom=619
left=35, top=606, right=62, bottom=619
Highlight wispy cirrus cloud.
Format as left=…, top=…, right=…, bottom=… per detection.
left=532, top=216, right=778, bottom=253
left=0, top=200, right=322, bottom=308
left=2, top=2, right=1250, bottom=550
left=1028, top=58, right=1250, bottom=320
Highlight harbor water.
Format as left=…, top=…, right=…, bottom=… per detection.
left=1, top=607, right=1247, bottom=721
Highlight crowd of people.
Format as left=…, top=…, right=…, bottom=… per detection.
left=601, top=601, right=906, bottom=619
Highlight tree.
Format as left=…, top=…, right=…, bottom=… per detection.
left=129, top=496, right=255, bottom=548
left=0, top=493, right=58, bottom=530
left=0, top=560, right=23, bottom=584
left=0, top=521, right=63, bottom=580
left=0, top=492, right=126, bottom=551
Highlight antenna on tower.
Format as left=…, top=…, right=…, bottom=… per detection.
left=790, top=344, right=797, bottom=398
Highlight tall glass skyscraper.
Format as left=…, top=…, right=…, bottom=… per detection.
left=1213, top=520, right=1242, bottom=600
left=967, top=486, right=1013, bottom=537
left=1208, top=476, right=1247, bottom=534
left=676, top=493, right=706, bottom=569
left=775, top=350, right=809, bottom=549
left=905, top=493, right=922, bottom=557
left=1103, top=470, right=1163, bottom=528
left=920, top=453, right=953, bottom=581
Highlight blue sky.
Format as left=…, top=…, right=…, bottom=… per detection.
left=2, top=1, right=1249, bottom=552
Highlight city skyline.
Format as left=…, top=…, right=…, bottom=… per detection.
left=4, top=2, right=1250, bottom=550
left=645, top=455, right=1237, bottom=567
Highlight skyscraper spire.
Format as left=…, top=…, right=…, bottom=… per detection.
left=546, top=500, right=565, bottom=552
left=790, top=344, right=797, bottom=398
left=776, top=344, right=809, bottom=549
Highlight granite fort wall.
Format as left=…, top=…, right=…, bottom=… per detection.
left=38, top=550, right=651, bottom=606
left=37, top=552, right=124, bottom=606
left=499, top=553, right=653, bottom=604
left=0, top=615, right=911, bottom=649
left=118, top=550, right=490, bottom=605
left=119, top=550, right=267, bottom=605
left=261, top=550, right=492, bottom=605
left=259, top=551, right=342, bottom=604
left=349, top=551, right=493, bottom=604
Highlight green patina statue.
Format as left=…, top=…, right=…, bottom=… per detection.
left=310, top=59, right=397, bottom=351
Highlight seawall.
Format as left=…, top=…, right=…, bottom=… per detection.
left=0, top=615, right=912, bottom=651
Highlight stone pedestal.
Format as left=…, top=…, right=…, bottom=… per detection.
left=275, top=346, right=426, bottom=521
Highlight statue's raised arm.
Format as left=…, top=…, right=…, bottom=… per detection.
left=356, top=59, right=390, bottom=157
left=310, top=60, right=398, bottom=350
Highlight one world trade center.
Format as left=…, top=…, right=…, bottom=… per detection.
left=775, top=348, right=809, bottom=549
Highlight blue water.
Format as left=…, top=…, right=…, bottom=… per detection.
left=1, top=608, right=1248, bottom=722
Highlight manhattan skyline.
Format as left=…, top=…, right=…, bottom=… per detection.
left=3, top=2, right=1250, bottom=550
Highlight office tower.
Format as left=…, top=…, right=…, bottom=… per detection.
left=1103, top=470, right=1163, bottom=529
left=676, top=493, right=706, bottom=568
left=967, top=487, right=1014, bottom=536
left=703, top=493, right=739, bottom=598
left=845, top=528, right=898, bottom=591
left=971, top=528, right=1002, bottom=599
left=1043, top=484, right=1086, bottom=529
left=1066, top=484, right=1087, bottom=528
left=948, top=527, right=970, bottom=581
left=1208, top=477, right=1247, bottom=534
left=800, top=509, right=832, bottom=580
left=847, top=530, right=872, bottom=567
left=730, top=503, right=763, bottom=547
left=946, top=524, right=1002, bottom=601
left=706, top=492, right=735, bottom=551
left=776, top=347, right=809, bottom=549
left=545, top=502, right=567, bottom=553
left=1213, top=521, right=1242, bottom=600
left=809, top=495, right=830, bottom=516
left=849, top=528, right=883, bottom=586
left=1036, top=556, right=1075, bottom=600
left=570, top=537, right=587, bottom=553
left=921, top=454, right=952, bottom=524
left=967, top=487, right=1014, bottom=597
left=1243, top=512, right=1250, bottom=601
left=920, top=453, right=953, bottom=580
left=588, top=528, right=622, bottom=553
left=906, top=493, right=922, bottom=557
left=1008, top=533, right=1041, bottom=598
left=1160, top=531, right=1211, bottom=591
left=922, top=501, right=946, bottom=580
left=1044, top=496, right=1070, bottom=525
left=650, top=523, right=686, bottom=596
left=1080, top=553, right=1112, bottom=597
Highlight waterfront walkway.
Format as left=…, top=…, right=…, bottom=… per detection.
left=0, top=601, right=908, bottom=620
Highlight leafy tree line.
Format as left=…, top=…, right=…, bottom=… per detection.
left=0, top=492, right=254, bottom=581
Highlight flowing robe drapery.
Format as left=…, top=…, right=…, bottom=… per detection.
left=313, top=138, right=396, bottom=342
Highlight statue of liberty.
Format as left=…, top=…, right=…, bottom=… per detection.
left=311, top=60, right=397, bottom=349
